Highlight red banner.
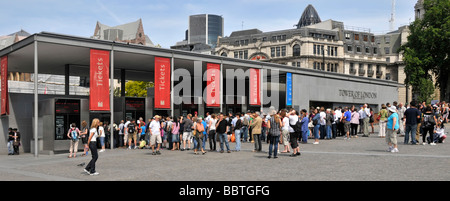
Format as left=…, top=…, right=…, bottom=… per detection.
left=90, top=49, right=110, bottom=111
left=249, top=68, right=261, bottom=106
left=1, top=56, right=9, bottom=115
left=206, top=63, right=220, bottom=107
left=154, top=57, right=171, bottom=109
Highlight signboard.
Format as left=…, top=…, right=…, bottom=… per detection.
left=154, top=57, right=171, bottom=109
left=1, top=56, right=9, bottom=115
left=206, top=63, right=220, bottom=107
left=90, top=49, right=110, bottom=111
left=125, top=98, right=145, bottom=111
left=55, top=99, right=80, bottom=114
left=249, top=68, right=261, bottom=106
left=286, top=73, right=292, bottom=106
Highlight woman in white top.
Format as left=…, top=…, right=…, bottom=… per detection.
left=280, top=109, right=291, bottom=153
left=208, top=114, right=218, bottom=152
left=98, top=122, right=105, bottom=153
left=85, top=118, right=100, bottom=176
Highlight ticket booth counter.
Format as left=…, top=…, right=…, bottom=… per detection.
left=38, top=98, right=89, bottom=154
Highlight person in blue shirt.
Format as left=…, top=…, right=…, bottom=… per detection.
left=300, top=109, right=309, bottom=143
left=201, top=117, right=208, bottom=150
left=386, top=106, right=399, bottom=153
left=343, top=107, right=352, bottom=140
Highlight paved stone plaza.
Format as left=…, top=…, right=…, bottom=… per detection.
left=1, top=125, right=449, bottom=181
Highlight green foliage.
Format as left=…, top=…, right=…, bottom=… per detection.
left=125, top=81, right=154, bottom=97
left=400, top=0, right=450, bottom=101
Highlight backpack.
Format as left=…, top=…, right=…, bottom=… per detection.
left=197, top=122, right=205, bottom=133
left=290, top=117, right=302, bottom=133
left=243, top=116, right=249, bottom=126
left=70, top=128, right=78, bottom=141
left=312, top=115, right=320, bottom=126
left=423, top=114, right=436, bottom=127
left=128, top=123, right=136, bottom=134
left=164, top=121, right=172, bottom=133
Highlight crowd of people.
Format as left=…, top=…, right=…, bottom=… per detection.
left=59, top=100, right=448, bottom=175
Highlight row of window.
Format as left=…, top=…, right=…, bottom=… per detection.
left=313, top=44, right=338, bottom=56
left=234, top=34, right=288, bottom=46
left=345, top=33, right=375, bottom=43
left=234, top=50, right=248, bottom=59
left=313, top=62, right=339, bottom=73
left=347, top=45, right=390, bottom=55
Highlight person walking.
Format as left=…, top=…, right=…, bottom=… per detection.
left=67, top=123, right=80, bottom=158
left=216, top=113, right=231, bottom=153
left=250, top=111, right=263, bottom=152
left=422, top=106, right=437, bottom=145
left=404, top=101, right=421, bottom=145
left=378, top=104, right=389, bottom=138
left=386, top=106, right=399, bottom=153
left=267, top=110, right=281, bottom=158
left=85, top=118, right=100, bottom=176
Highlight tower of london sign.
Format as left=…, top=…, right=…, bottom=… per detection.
left=339, top=89, right=377, bottom=100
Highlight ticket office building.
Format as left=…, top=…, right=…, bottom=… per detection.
left=0, top=32, right=400, bottom=155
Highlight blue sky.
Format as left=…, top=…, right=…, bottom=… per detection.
left=1, top=0, right=417, bottom=48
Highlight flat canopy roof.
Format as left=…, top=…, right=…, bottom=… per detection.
left=0, top=31, right=401, bottom=87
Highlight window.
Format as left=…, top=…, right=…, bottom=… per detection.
left=262, top=37, right=267, bottom=42
left=365, top=46, right=370, bottom=54
left=234, top=52, right=238, bottom=58
left=293, top=44, right=300, bottom=56
left=252, top=38, right=257, bottom=43
left=244, top=50, right=248, bottom=59
left=327, top=46, right=331, bottom=56
left=335, top=47, right=338, bottom=56
left=363, top=35, right=368, bottom=42
left=373, top=47, right=378, bottom=54
left=272, top=36, right=277, bottom=41
left=281, top=46, right=286, bottom=57
left=384, top=47, right=390, bottom=54
left=321, top=45, right=324, bottom=55
left=239, top=51, right=243, bottom=59
left=281, top=35, right=286, bottom=40
left=347, top=45, right=353, bottom=52
left=313, top=44, right=317, bottom=55
left=371, top=36, right=375, bottom=43
left=276, top=47, right=281, bottom=57
left=221, top=52, right=227, bottom=57
left=271, top=47, right=275, bottom=57
left=345, top=33, right=351, bottom=40
left=356, top=46, right=361, bottom=53
left=355, top=34, right=360, bottom=41
left=384, top=36, right=390, bottom=44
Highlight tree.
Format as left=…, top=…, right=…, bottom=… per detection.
left=124, top=81, right=154, bottom=97
left=400, top=0, right=450, bottom=102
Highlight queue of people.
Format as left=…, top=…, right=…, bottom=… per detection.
left=56, top=100, right=447, bottom=176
